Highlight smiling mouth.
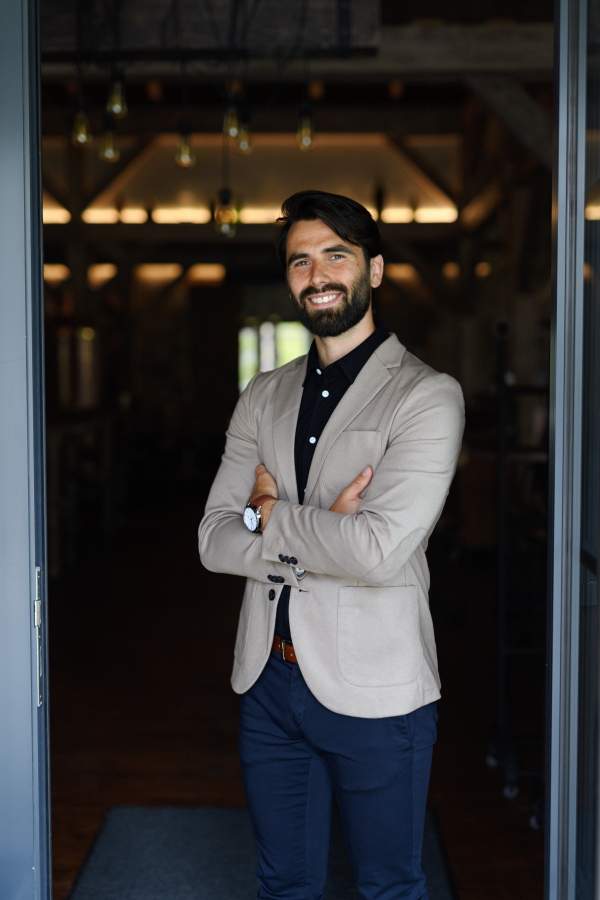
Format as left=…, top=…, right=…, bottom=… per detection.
left=306, top=292, right=343, bottom=306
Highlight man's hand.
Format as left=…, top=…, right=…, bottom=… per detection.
left=248, top=464, right=278, bottom=531
left=249, top=464, right=278, bottom=504
left=329, top=466, right=373, bottom=515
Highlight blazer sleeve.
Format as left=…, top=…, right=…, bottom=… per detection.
left=198, top=376, right=301, bottom=587
left=260, top=372, right=465, bottom=584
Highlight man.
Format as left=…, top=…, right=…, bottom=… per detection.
left=199, top=190, right=464, bottom=900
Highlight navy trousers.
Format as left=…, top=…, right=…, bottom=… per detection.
left=239, top=649, right=437, bottom=900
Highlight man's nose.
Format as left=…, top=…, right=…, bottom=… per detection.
left=310, top=259, right=329, bottom=286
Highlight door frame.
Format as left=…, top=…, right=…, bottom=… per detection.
left=547, top=0, right=592, bottom=897
left=0, top=0, right=50, bottom=897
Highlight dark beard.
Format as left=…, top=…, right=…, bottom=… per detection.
left=290, top=270, right=372, bottom=338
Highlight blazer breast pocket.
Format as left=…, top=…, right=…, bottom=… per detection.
left=337, top=585, right=423, bottom=687
left=321, top=430, right=382, bottom=497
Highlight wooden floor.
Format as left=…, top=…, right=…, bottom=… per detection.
left=49, top=501, right=543, bottom=900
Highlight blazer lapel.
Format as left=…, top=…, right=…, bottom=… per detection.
left=271, top=358, right=307, bottom=504
left=303, top=337, right=401, bottom=505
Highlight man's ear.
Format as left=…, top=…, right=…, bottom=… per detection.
left=370, top=254, right=384, bottom=289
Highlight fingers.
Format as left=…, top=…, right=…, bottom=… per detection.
left=348, top=466, right=372, bottom=491
left=255, top=464, right=266, bottom=475
left=340, top=466, right=373, bottom=500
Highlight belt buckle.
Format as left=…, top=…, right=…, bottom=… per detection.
left=280, top=639, right=288, bottom=662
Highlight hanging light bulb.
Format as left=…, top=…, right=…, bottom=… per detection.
left=296, top=101, right=315, bottom=152
left=175, top=119, right=196, bottom=168
left=106, top=76, right=127, bottom=119
left=214, top=187, right=237, bottom=238
left=236, top=119, right=253, bottom=155
left=99, top=115, right=120, bottom=163
left=72, top=106, right=91, bottom=146
left=223, top=88, right=240, bottom=138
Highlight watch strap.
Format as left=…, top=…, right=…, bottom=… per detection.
left=250, top=494, right=276, bottom=510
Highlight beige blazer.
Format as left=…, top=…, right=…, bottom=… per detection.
left=199, top=334, right=465, bottom=718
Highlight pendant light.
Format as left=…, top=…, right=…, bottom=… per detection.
left=175, top=117, right=196, bottom=168
left=174, top=65, right=195, bottom=168
left=214, top=187, right=236, bottom=238
left=99, top=114, right=120, bottom=162
left=72, top=91, right=91, bottom=146
left=236, top=118, right=253, bottom=155
left=223, top=97, right=240, bottom=139
left=106, top=73, right=128, bottom=119
left=296, top=98, right=315, bottom=152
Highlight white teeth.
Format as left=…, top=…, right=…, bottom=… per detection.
left=310, top=293, right=337, bottom=304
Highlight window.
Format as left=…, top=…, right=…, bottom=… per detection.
left=238, top=321, right=311, bottom=392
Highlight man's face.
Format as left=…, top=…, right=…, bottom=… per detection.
left=285, top=219, right=382, bottom=338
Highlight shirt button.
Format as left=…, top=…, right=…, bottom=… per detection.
left=309, top=436, right=316, bottom=444
left=316, top=368, right=322, bottom=375
left=322, top=390, right=329, bottom=398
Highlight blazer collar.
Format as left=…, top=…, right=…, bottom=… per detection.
left=271, top=334, right=406, bottom=507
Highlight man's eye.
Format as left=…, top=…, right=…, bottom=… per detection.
left=330, top=254, right=344, bottom=260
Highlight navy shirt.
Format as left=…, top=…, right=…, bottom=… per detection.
left=274, top=323, right=390, bottom=642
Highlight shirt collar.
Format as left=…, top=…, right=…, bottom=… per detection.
left=303, top=322, right=389, bottom=387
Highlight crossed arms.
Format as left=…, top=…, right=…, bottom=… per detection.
left=199, top=371, right=465, bottom=587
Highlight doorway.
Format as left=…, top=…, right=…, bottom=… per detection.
left=2, top=0, right=600, bottom=898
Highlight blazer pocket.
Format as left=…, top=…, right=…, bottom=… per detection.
left=337, top=586, right=423, bottom=687
left=322, top=431, right=382, bottom=497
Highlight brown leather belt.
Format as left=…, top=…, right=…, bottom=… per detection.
left=272, top=635, right=298, bottom=664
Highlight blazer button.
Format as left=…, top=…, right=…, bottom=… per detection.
left=278, top=554, right=285, bottom=562
left=278, top=576, right=285, bottom=583
left=289, top=557, right=297, bottom=565
left=284, top=556, right=291, bottom=564
left=268, top=589, right=275, bottom=601
left=267, top=574, right=275, bottom=582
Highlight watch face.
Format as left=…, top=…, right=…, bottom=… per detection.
left=244, top=506, right=258, bottom=532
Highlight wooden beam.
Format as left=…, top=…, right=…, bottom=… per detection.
left=382, top=238, right=452, bottom=304
left=464, top=75, right=553, bottom=170
left=459, top=180, right=503, bottom=231
left=80, top=140, right=153, bottom=208
left=43, top=221, right=459, bottom=247
left=41, top=24, right=553, bottom=80
left=42, top=170, right=70, bottom=212
left=40, top=0, right=379, bottom=61
left=389, top=138, right=459, bottom=204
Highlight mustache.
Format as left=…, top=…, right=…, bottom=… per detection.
left=299, top=282, right=348, bottom=303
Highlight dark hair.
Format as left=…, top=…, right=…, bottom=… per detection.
left=275, top=190, right=382, bottom=270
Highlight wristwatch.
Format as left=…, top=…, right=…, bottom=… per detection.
left=243, top=495, right=275, bottom=534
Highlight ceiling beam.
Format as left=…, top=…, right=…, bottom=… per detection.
left=42, top=170, right=70, bottom=211
left=464, top=75, right=553, bottom=170
left=41, top=104, right=461, bottom=138
left=41, top=24, right=553, bottom=81
left=80, top=140, right=153, bottom=209
left=43, top=221, right=458, bottom=248
left=382, top=238, right=452, bottom=303
left=389, top=138, right=459, bottom=203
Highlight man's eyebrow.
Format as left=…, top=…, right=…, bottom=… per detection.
left=323, top=244, right=355, bottom=255
left=287, top=244, right=356, bottom=266
left=287, top=251, right=310, bottom=265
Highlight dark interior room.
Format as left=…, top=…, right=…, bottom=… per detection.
left=39, top=2, right=554, bottom=897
